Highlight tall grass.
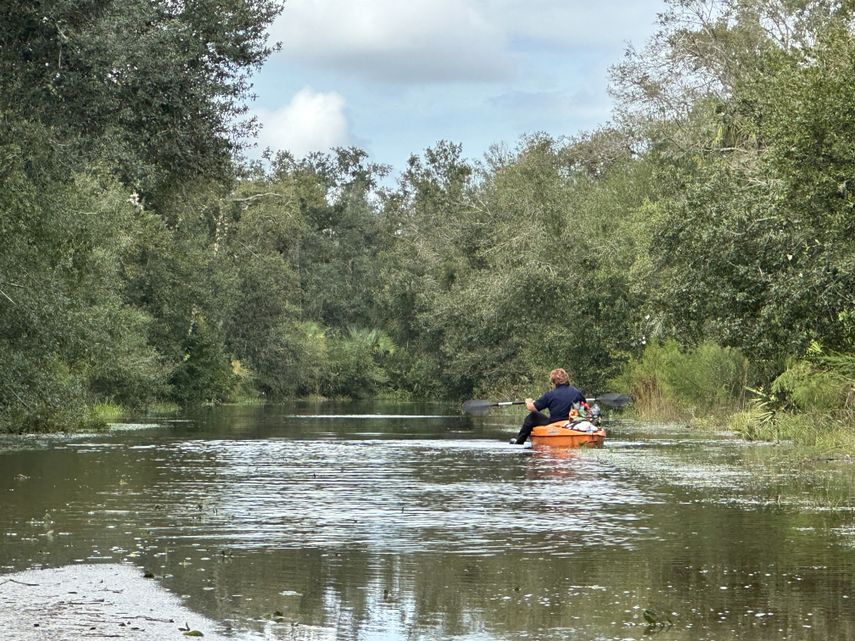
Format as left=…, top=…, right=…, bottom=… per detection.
left=730, top=349, right=855, bottom=450
left=615, top=340, right=749, bottom=421
left=730, top=407, right=855, bottom=450
left=90, top=403, right=124, bottom=422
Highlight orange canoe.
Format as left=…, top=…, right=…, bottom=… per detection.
left=530, top=420, right=606, bottom=448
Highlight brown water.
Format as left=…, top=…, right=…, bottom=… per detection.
left=2, top=402, right=855, bottom=640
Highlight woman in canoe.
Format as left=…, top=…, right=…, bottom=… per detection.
left=509, top=368, right=585, bottom=445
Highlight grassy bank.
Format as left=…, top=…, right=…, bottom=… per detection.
left=619, top=341, right=855, bottom=452
left=728, top=404, right=855, bottom=451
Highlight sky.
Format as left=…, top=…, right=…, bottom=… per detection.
left=247, top=0, right=667, bottom=174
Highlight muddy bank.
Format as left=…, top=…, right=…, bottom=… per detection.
left=0, top=563, right=259, bottom=640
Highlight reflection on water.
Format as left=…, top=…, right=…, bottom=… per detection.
left=2, top=402, right=855, bottom=640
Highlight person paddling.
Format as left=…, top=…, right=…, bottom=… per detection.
left=509, top=368, right=585, bottom=445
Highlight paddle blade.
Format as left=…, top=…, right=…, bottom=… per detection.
left=594, top=392, right=632, bottom=409
left=462, top=400, right=494, bottom=415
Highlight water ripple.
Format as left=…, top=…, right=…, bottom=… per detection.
left=85, top=438, right=662, bottom=555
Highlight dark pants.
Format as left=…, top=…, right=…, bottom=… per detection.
left=514, top=412, right=556, bottom=444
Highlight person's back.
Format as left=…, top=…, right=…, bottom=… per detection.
left=535, top=383, right=585, bottom=422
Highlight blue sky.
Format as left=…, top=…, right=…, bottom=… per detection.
left=247, top=0, right=666, bottom=174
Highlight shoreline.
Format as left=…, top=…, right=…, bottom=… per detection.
left=0, top=563, right=260, bottom=640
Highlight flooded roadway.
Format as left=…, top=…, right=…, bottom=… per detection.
left=2, top=402, right=855, bottom=640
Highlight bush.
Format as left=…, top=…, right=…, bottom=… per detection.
left=0, top=351, right=106, bottom=433
left=728, top=346, right=855, bottom=447
left=169, top=313, right=236, bottom=404
left=729, top=398, right=777, bottom=441
left=730, top=401, right=855, bottom=450
left=253, top=321, right=329, bottom=398
left=771, top=360, right=848, bottom=412
left=671, top=342, right=749, bottom=413
left=87, top=305, right=169, bottom=408
left=322, top=328, right=395, bottom=399
left=616, top=340, right=749, bottom=419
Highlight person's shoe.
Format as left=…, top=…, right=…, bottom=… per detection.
left=508, top=438, right=518, bottom=444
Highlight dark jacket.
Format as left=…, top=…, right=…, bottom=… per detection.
left=533, top=383, right=585, bottom=421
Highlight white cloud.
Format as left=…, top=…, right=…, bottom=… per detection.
left=480, top=0, right=663, bottom=49
left=270, top=0, right=512, bottom=83
left=269, top=1, right=663, bottom=84
left=254, top=88, right=350, bottom=157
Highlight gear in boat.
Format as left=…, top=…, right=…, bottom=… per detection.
left=529, top=416, right=606, bottom=448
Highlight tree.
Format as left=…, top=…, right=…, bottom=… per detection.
left=0, top=0, right=282, bottom=429
left=610, top=0, right=855, bottom=376
left=0, top=119, right=166, bottom=430
left=0, top=0, right=282, bottom=202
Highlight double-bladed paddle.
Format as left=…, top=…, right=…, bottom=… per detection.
left=461, top=399, right=527, bottom=416
left=461, top=393, right=631, bottom=415
left=590, top=392, right=632, bottom=409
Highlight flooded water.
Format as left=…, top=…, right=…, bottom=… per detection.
left=3, top=402, right=855, bottom=640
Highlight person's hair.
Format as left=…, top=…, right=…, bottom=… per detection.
left=549, top=368, right=570, bottom=386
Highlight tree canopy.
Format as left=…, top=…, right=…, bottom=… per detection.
left=3, top=0, right=855, bottom=431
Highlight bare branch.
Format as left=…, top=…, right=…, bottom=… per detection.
left=230, top=192, right=286, bottom=204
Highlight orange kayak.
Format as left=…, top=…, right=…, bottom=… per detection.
left=530, top=420, right=606, bottom=448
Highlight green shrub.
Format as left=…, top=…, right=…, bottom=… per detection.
left=0, top=351, right=106, bottom=433
left=731, top=403, right=855, bottom=450
left=616, top=340, right=748, bottom=420
left=90, top=403, right=125, bottom=422
left=771, top=360, right=848, bottom=411
left=671, top=342, right=749, bottom=413
left=251, top=320, right=329, bottom=398
left=87, top=305, right=169, bottom=408
left=729, top=398, right=777, bottom=441
left=322, top=328, right=395, bottom=399
left=169, top=313, right=236, bottom=404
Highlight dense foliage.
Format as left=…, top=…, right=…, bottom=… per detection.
left=2, top=0, right=855, bottom=432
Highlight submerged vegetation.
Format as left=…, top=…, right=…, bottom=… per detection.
left=2, top=0, right=855, bottom=445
